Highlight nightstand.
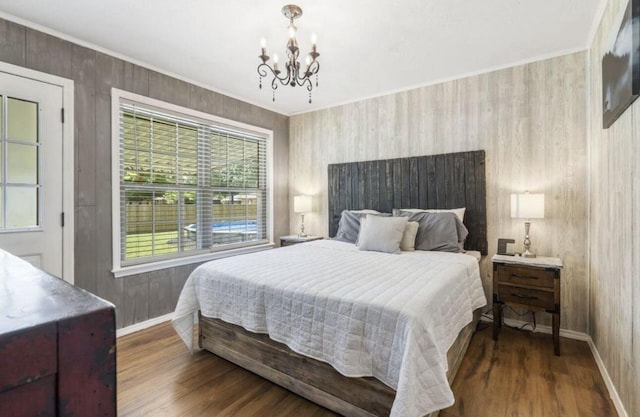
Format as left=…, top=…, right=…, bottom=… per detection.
left=280, top=235, right=323, bottom=247
left=492, top=254, right=563, bottom=355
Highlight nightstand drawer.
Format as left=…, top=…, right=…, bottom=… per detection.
left=496, top=264, right=555, bottom=288
left=497, top=285, right=555, bottom=310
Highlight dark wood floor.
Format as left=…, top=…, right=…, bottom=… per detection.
left=117, top=321, right=618, bottom=417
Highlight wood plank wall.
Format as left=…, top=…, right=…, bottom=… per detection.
left=289, top=51, right=589, bottom=333
left=0, top=18, right=290, bottom=329
left=589, top=0, right=640, bottom=416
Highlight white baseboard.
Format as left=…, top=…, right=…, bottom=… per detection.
left=116, top=312, right=173, bottom=338
left=482, top=315, right=628, bottom=417
left=586, top=337, right=629, bottom=417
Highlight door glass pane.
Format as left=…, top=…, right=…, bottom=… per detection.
left=0, top=187, right=3, bottom=228
left=7, top=143, right=37, bottom=184
left=6, top=186, right=38, bottom=227
left=7, top=97, right=38, bottom=143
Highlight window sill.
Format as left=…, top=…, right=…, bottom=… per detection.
left=111, top=242, right=275, bottom=278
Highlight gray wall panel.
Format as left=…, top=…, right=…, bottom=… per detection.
left=25, top=28, right=71, bottom=78
left=74, top=205, right=97, bottom=294
left=123, top=273, right=149, bottom=327
left=73, top=45, right=97, bottom=207
left=0, top=20, right=25, bottom=66
left=149, top=269, right=173, bottom=318
left=123, top=62, right=150, bottom=96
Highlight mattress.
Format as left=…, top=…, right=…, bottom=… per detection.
left=172, top=240, right=486, bottom=417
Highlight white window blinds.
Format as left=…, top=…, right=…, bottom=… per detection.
left=118, top=102, right=268, bottom=266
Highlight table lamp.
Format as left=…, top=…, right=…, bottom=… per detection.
left=510, top=192, right=544, bottom=258
left=294, top=195, right=312, bottom=237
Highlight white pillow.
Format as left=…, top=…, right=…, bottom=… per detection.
left=393, top=207, right=466, bottom=222
left=400, top=221, right=419, bottom=251
left=357, top=215, right=408, bottom=254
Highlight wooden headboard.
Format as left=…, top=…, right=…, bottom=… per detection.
left=327, top=150, right=488, bottom=255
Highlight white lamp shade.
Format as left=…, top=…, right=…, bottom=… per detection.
left=511, top=193, right=544, bottom=219
left=294, top=195, right=312, bottom=213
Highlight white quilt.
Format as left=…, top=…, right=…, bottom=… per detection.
left=172, top=240, right=486, bottom=417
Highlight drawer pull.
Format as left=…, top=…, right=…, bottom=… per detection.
left=511, top=292, right=538, bottom=300
left=512, top=274, right=538, bottom=280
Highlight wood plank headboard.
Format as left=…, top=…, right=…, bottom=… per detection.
left=327, top=150, right=488, bottom=255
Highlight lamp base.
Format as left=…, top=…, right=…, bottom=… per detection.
left=522, top=221, right=536, bottom=258
left=299, top=213, right=307, bottom=237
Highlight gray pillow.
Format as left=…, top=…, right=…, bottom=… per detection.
left=333, top=210, right=389, bottom=243
left=393, top=210, right=468, bottom=252
left=357, top=215, right=408, bottom=254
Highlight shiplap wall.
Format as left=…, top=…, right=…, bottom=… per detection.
left=589, top=0, right=640, bottom=415
left=0, top=18, right=290, bottom=329
left=290, top=52, right=589, bottom=332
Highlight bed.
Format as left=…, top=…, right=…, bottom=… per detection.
left=173, top=150, right=488, bottom=417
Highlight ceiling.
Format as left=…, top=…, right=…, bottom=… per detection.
left=0, top=0, right=605, bottom=116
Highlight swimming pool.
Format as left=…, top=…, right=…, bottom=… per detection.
left=184, top=220, right=257, bottom=243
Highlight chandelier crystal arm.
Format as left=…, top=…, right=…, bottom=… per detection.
left=257, top=4, right=320, bottom=103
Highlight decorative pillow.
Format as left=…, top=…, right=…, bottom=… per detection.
left=392, top=207, right=466, bottom=222
left=333, top=209, right=387, bottom=243
left=399, top=221, right=419, bottom=251
left=357, top=215, right=408, bottom=254
left=393, top=210, right=468, bottom=252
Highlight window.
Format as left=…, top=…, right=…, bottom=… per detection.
left=0, top=96, right=41, bottom=230
left=112, top=90, right=272, bottom=276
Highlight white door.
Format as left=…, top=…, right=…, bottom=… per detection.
left=0, top=72, right=64, bottom=278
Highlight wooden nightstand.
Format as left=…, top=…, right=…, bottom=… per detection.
left=280, top=235, right=323, bottom=247
left=492, top=254, right=563, bottom=355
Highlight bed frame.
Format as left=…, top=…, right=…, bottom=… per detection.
left=198, top=150, right=487, bottom=416
left=200, top=311, right=481, bottom=417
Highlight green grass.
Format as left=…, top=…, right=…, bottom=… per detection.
left=125, top=230, right=194, bottom=259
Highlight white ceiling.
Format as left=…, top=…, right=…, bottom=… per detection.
left=0, top=0, right=605, bottom=116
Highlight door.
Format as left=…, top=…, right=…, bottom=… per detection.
left=0, top=72, right=64, bottom=278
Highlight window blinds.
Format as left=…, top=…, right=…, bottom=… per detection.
left=119, top=102, right=268, bottom=265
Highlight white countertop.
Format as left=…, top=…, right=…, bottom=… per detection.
left=492, top=254, right=562, bottom=268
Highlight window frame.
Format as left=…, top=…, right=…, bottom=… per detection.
left=111, top=88, right=273, bottom=278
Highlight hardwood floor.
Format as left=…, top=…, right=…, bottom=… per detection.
left=117, top=321, right=617, bottom=417
left=117, top=322, right=338, bottom=417
left=439, top=323, right=617, bottom=417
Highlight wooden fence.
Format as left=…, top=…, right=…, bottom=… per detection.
left=125, top=202, right=257, bottom=233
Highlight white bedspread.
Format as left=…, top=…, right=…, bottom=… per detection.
left=172, top=240, right=486, bottom=417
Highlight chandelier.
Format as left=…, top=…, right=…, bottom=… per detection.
left=258, top=4, right=320, bottom=103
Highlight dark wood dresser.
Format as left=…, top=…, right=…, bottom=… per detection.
left=0, top=249, right=116, bottom=417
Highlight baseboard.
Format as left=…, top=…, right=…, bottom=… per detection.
left=586, top=338, right=629, bottom=417
left=116, top=312, right=173, bottom=338
left=481, top=315, right=629, bottom=417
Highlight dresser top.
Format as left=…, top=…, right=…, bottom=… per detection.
left=0, top=249, right=114, bottom=335
left=492, top=254, right=563, bottom=268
